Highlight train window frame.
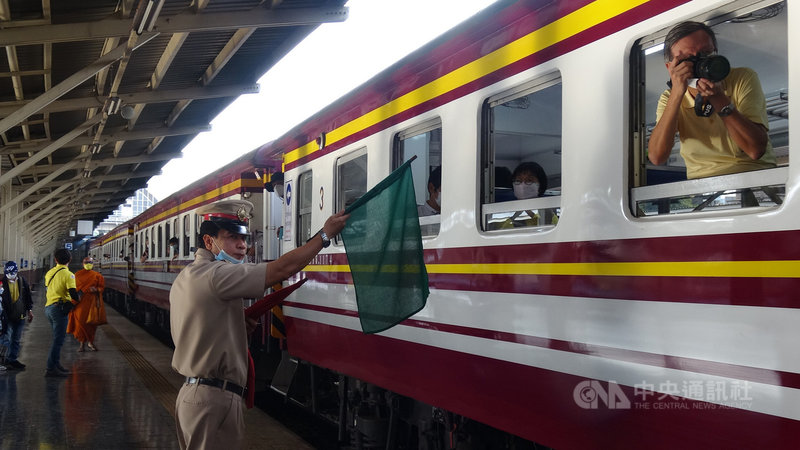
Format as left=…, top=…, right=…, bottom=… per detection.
left=296, top=170, right=314, bottom=248
left=392, top=118, right=442, bottom=237
left=480, top=72, right=563, bottom=232
left=183, top=215, right=190, bottom=257
left=334, top=148, right=368, bottom=245
left=629, top=0, right=788, bottom=218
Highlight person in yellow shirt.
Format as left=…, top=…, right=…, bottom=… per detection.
left=648, top=21, right=776, bottom=179
left=44, top=248, right=80, bottom=377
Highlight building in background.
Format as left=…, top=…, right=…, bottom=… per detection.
left=94, top=189, right=158, bottom=236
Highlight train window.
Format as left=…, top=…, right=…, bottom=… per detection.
left=296, top=171, right=314, bottom=247
left=480, top=73, right=562, bottom=231
left=150, top=227, right=155, bottom=259
left=156, top=225, right=163, bottom=258
left=630, top=0, right=788, bottom=216
left=335, top=149, right=367, bottom=245
left=165, top=222, right=170, bottom=258
left=392, top=119, right=442, bottom=237
left=183, top=215, right=190, bottom=256
left=135, top=233, right=139, bottom=259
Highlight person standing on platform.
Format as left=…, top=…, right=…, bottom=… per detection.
left=170, top=199, right=348, bottom=450
left=68, top=256, right=104, bottom=352
left=44, top=249, right=80, bottom=377
left=1, top=261, right=34, bottom=370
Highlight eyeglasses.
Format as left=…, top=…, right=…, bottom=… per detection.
left=513, top=180, right=538, bottom=185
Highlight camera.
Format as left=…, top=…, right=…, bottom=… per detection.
left=679, top=54, right=730, bottom=82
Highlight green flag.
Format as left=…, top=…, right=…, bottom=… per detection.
left=341, top=159, right=429, bottom=334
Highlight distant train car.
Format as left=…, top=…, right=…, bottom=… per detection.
left=102, top=0, right=797, bottom=448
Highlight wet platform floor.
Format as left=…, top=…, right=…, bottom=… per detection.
left=0, top=286, right=314, bottom=449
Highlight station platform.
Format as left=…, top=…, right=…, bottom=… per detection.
left=0, top=285, right=314, bottom=449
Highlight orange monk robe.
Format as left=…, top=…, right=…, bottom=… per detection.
left=68, top=269, right=105, bottom=343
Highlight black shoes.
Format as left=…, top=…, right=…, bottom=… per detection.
left=5, top=360, right=25, bottom=370
left=44, top=365, right=70, bottom=377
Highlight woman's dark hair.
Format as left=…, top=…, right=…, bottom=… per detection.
left=512, top=162, right=548, bottom=196
left=54, top=248, right=71, bottom=265
left=663, top=21, right=717, bottom=62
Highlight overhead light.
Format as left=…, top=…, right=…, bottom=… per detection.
left=106, top=96, right=122, bottom=115
left=90, top=144, right=103, bottom=154
left=133, top=0, right=165, bottom=35
left=83, top=169, right=92, bottom=178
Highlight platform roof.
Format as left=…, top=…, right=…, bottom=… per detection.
left=0, top=0, right=347, bottom=248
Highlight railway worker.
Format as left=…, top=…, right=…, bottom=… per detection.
left=43, top=248, right=80, bottom=377
left=648, top=21, right=776, bottom=179
left=68, top=256, right=104, bottom=352
left=1, top=261, right=34, bottom=370
left=169, top=199, right=348, bottom=450
left=417, top=166, right=441, bottom=216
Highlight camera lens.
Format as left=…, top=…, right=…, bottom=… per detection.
left=695, top=55, right=730, bottom=82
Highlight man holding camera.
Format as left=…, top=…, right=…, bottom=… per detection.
left=648, top=21, right=776, bottom=179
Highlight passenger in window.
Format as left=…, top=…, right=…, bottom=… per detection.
left=492, top=162, right=550, bottom=229
left=168, top=237, right=179, bottom=261
left=417, top=166, right=441, bottom=217
left=140, top=238, right=149, bottom=263
left=648, top=21, right=776, bottom=179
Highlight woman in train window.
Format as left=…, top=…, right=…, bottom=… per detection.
left=497, top=162, right=551, bottom=229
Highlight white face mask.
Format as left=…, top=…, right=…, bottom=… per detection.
left=513, top=183, right=540, bottom=200
left=274, top=184, right=284, bottom=199
left=435, top=190, right=442, bottom=207
left=687, top=78, right=699, bottom=89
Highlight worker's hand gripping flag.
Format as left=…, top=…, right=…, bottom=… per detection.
left=341, top=158, right=429, bottom=334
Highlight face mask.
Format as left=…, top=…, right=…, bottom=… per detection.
left=435, top=190, right=442, bottom=208
left=513, top=183, right=540, bottom=200
left=212, top=239, right=245, bottom=264
left=6, top=274, right=16, bottom=282
left=83, top=263, right=94, bottom=271
left=687, top=78, right=698, bottom=89
left=274, top=184, right=284, bottom=199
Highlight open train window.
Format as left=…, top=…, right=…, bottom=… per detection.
left=335, top=148, right=367, bottom=243
left=183, top=215, right=190, bottom=257
left=296, top=170, right=314, bottom=247
left=481, top=73, right=562, bottom=231
left=630, top=0, right=788, bottom=217
left=392, top=119, right=442, bottom=237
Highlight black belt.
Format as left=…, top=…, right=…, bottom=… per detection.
left=185, top=377, right=246, bottom=397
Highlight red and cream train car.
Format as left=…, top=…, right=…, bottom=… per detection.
left=98, top=0, right=797, bottom=448
left=258, top=0, right=797, bottom=448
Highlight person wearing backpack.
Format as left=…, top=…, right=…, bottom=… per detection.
left=1, top=261, right=33, bottom=371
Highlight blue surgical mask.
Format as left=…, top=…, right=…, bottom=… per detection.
left=212, top=239, right=245, bottom=264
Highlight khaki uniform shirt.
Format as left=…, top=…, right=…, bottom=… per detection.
left=170, top=248, right=267, bottom=386
left=45, top=264, right=77, bottom=307
left=656, top=67, right=777, bottom=179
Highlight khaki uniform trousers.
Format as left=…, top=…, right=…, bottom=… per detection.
left=175, top=381, right=245, bottom=450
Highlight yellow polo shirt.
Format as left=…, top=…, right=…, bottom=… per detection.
left=45, top=264, right=77, bottom=306
left=656, top=67, right=777, bottom=179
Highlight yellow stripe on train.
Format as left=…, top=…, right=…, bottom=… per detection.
left=304, top=260, right=800, bottom=278
left=284, top=0, right=649, bottom=166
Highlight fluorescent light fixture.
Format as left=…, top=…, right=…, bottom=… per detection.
left=644, top=43, right=664, bottom=56
left=134, top=0, right=165, bottom=35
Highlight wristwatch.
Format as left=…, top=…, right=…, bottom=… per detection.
left=718, top=102, right=735, bottom=117
left=319, top=230, right=331, bottom=248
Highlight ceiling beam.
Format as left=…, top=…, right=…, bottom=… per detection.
left=0, top=6, right=348, bottom=46
left=0, top=115, right=99, bottom=185
left=0, top=159, right=82, bottom=214
left=20, top=152, right=182, bottom=177
left=0, top=83, right=259, bottom=118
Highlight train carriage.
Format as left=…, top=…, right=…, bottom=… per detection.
left=100, top=0, right=797, bottom=448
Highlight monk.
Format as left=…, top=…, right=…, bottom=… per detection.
left=68, top=256, right=105, bottom=352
